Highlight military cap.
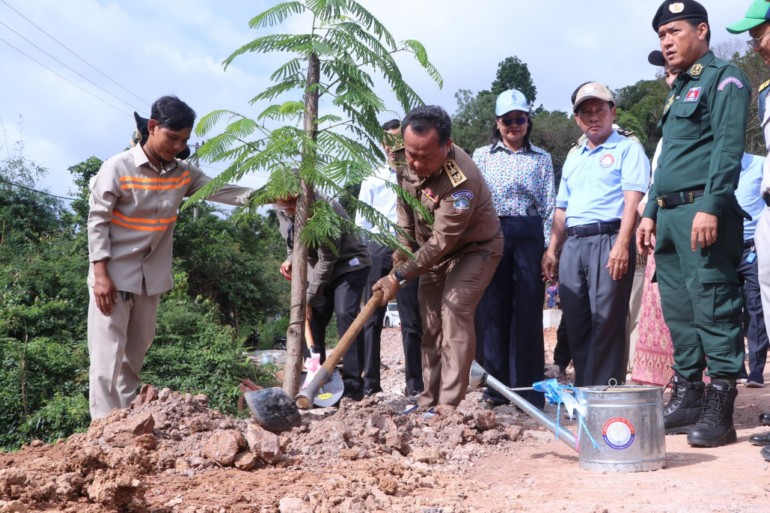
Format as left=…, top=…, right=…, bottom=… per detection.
left=652, top=0, right=708, bottom=31
left=726, top=0, right=770, bottom=34
left=648, top=50, right=666, bottom=67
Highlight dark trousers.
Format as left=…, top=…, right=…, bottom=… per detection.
left=362, top=241, right=424, bottom=395
left=554, top=315, right=570, bottom=369
left=310, top=267, right=369, bottom=395
left=738, top=245, right=769, bottom=383
left=654, top=203, right=744, bottom=381
left=475, top=217, right=545, bottom=408
left=362, top=242, right=392, bottom=392
left=559, top=231, right=635, bottom=387
left=397, top=276, right=424, bottom=396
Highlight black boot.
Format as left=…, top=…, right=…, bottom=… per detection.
left=664, top=372, right=704, bottom=434
left=686, top=380, right=738, bottom=448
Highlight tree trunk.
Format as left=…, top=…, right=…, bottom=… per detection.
left=283, top=51, right=320, bottom=398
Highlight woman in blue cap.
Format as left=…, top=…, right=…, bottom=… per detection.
left=472, top=89, right=555, bottom=408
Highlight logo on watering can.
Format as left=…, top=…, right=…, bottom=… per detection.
left=602, top=417, right=635, bottom=450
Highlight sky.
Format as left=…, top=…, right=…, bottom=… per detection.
left=0, top=0, right=757, bottom=202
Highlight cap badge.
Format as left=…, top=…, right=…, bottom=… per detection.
left=583, top=85, right=597, bottom=94
left=669, top=2, right=684, bottom=14
left=690, top=63, right=703, bottom=76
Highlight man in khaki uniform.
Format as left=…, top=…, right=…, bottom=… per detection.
left=88, top=96, right=253, bottom=419
left=374, top=105, right=502, bottom=408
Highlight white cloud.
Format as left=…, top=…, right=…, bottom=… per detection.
left=0, top=0, right=754, bottom=199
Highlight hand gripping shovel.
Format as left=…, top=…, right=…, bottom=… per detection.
left=296, top=290, right=383, bottom=409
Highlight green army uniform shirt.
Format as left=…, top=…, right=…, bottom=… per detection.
left=643, top=51, right=751, bottom=220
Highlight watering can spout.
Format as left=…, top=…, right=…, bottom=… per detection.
left=469, top=361, right=488, bottom=389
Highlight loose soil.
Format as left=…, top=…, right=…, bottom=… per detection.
left=2, top=328, right=770, bottom=513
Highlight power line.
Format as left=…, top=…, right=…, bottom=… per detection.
left=0, top=36, right=132, bottom=116
left=0, top=19, right=146, bottom=112
left=0, top=0, right=151, bottom=108
left=0, top=176, right=77, bottom=202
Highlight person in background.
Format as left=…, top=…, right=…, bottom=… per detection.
left=373, top=105, right=502, bottom=409
left=638, top=0, right=751, bottom=448
left=275, top=190, right=371, bottom=401
left=734, top=153, right=769, bottom=391
left=87, top=95, right=254, bottom=419
left=631, top=50, right=680, bottom=388
left=542, top=82, right=649, bottom=388
left=472, top=89, right=555, bottom=408
left=727, top=0, right=770, bottom=457
left=356, top=119, right=424, bottom=398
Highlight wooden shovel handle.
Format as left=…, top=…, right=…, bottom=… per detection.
left=305, top=318, right=315, bottom=351
left=295, top=290, right=383, bottom=409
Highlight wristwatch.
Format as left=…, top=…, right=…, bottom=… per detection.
left=393, top=270, right=408, bottom=289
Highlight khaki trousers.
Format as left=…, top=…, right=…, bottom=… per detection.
left=418, top=236, right=502, bottom=407
left=87, top=288, right=159, bottom=419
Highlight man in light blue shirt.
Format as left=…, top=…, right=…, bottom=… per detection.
left=734, top=154, right=768, bottom=394
left=356, top=119, right=423, bottom=398
left=542, top=82, right=650, bottom=387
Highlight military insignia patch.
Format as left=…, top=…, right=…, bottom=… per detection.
left=599, top=154, right=615, bottom=168
left=690, top=64, right=703, bottom=76
left=669, top=2, right=684, bottom=14
left=452, top=197, right=471, bottom=213
left=443, top=159, right=467, bottom=187
left=422, top=187, right=439, bottom=203
left=718, top=77, right=744, bottom=90
left=684, top=87, right=701, bottom=102
left=663, top=95, right=675, bottom=114
left=451, top=190, right=474, bottom=200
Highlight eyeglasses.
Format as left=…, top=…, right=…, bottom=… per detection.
left=499, top=116, right=528, bottom=127
left=747, top=32, right=770, bottom=48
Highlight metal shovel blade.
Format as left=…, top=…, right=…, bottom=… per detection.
left=244, top=387, right=302, bottom=433
left=300, top=368, right=344, bottom=408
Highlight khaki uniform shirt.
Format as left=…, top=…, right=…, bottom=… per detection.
left=395, top=145, right=500, bottom=280
left=276, top=191, right=371, bottom=305
left=88, top=144, right=253, bottom=296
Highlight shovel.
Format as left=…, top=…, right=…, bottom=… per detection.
left=244, top=290, right=384, bottom=430
left=296, top=290, right=383, bottom=409
left=300, top=318, right=345, bottom=408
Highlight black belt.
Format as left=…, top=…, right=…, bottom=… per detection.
left=566, top=220, right=621, bottom=238
left=656, top=189, right=704, bottom=209
left=744, top=238, right=755, bottom=249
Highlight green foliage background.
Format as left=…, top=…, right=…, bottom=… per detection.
left=0, top=152, right=289, bottom=451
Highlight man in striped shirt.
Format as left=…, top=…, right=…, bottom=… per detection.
left=87, top=96, right=253, bottom=419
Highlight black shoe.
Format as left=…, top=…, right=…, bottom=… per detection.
left=364, top=386, right=383, bottom=397
left=687, top=380, right=738, bottom=448
left=760, top=412, right=770, bottom=425
left=762, top=445, right=770, bottom=462
left=482, top=391, right=509, bottom=407
left=664, top=372, right=705, bottom=434
left=750, top=430, right=770, bottom=446
left=404, top=387, right=422, bottom=398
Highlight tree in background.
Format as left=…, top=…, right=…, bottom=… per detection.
left=190, top=0, right=442, bottom=396
left=491, top=56, right=538, bottom=106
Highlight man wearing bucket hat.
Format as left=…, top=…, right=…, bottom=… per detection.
left=542, top=82, right=649, bottom=388
left=637, top=0, right=751, bottom=447
left=727, top=0, right=770, bottom=460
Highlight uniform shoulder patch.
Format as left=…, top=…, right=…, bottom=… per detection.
left=718, top=77, right=744, bottom=91
left=760, top=79, right=770, bottom=93
left=443, top=159, right=467, bottom=187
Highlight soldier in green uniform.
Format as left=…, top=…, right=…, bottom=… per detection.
left=637, top=0, right=751, bottom=447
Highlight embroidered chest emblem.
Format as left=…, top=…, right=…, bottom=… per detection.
left=684, top=87, right=701, bottom=102
left=599, top=154, right=615, bottom=168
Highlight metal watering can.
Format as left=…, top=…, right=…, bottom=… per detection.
left=469, top=361, right=666, bottom=472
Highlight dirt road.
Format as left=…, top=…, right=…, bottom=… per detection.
left=1, top=327, right=769, bottom=512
